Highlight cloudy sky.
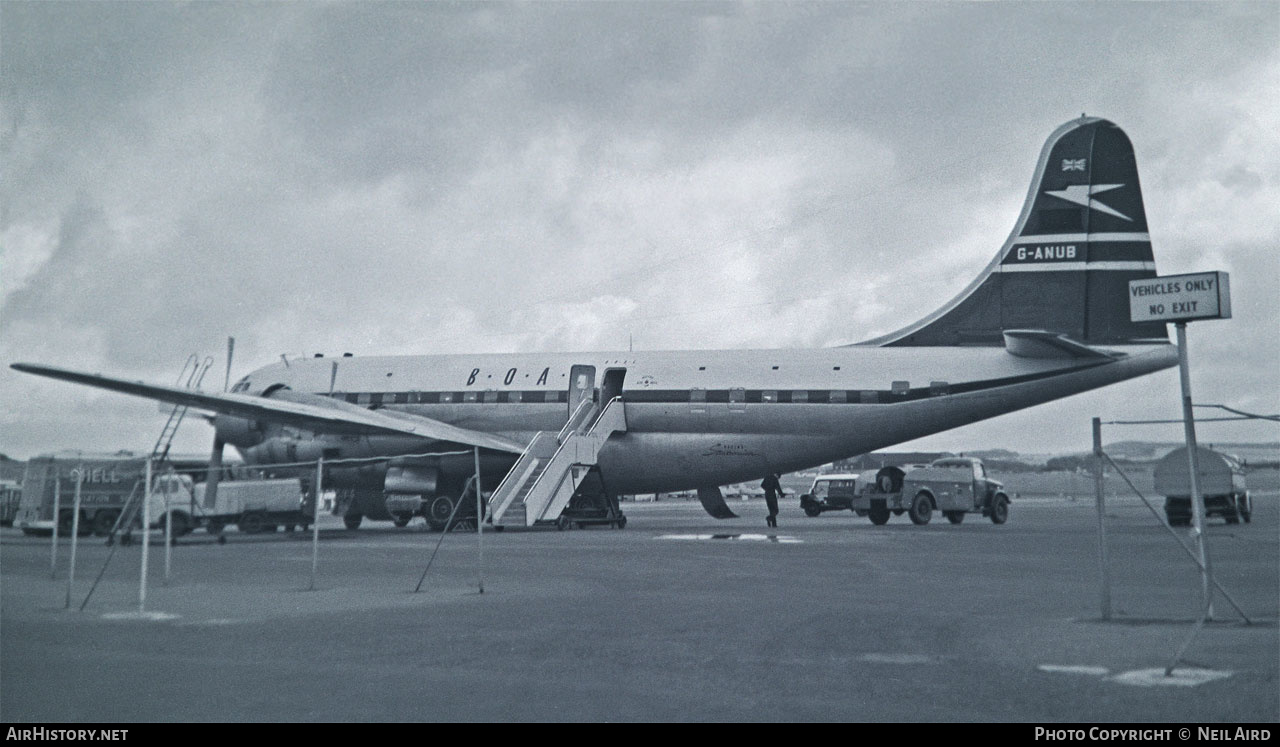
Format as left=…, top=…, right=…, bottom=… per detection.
left=2, top=1, right=1277, bottom=461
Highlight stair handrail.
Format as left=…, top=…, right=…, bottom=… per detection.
left=588, top=396, right=626, bottom=434
left=558, top=398, right=597, bottom=441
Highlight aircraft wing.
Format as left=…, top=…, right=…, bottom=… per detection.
left=10, top=362, right=525, bottom=454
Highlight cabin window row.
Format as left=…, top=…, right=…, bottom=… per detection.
left=332, top=390, right=571, bottom=406
left=326, top=383, right=953, bottom=407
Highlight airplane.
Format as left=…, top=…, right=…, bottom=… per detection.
left=11, top=116, right=1178, bottom=530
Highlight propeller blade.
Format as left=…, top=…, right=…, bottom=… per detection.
left=205, top=437, right=225, bottom=510
left=224, top=337, right=235, bottom=392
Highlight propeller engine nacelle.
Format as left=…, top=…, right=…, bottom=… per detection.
left=213, top=413, right=264, bottom=448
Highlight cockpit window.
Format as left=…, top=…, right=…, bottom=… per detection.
left=231, top=378, right=251, bottom=393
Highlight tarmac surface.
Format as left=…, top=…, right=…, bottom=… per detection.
left=2, top=494, right=1277, bottom=723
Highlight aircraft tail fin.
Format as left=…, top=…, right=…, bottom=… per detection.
left=863, top=117, right=1167, bottom=347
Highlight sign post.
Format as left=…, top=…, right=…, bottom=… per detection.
left=1129, top=271, right=1231, bottom=620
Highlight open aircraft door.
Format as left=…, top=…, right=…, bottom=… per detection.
left=568, top=364, right=595, bottom=417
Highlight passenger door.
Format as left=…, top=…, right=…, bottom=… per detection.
left=568, top=364, right=596, bottom=419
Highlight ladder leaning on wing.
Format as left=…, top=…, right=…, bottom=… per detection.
left=106, top=354, right=213, bottom=545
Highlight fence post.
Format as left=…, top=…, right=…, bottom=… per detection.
left=1092, top=417, right=1111, bottom=621
left=475, top=447, right=484, bottom=595
left=309, top=457, right=323, bottom=591
left=50, top=475, right=61, bottom=579
left=65, top=469, right=83, bottom=609
left=139, top=458, right=152, bottom=613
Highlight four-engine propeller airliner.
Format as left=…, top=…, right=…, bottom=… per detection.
left=12, top=117, right=1179, bottom=529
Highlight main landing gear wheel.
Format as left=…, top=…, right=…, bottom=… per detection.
left=343, top=513, right=364, bottom=530
left=989, top=494, right=1010, bottom=525
left=426, top=495, right=456, bottom=532
left=908, top=493, right=933, bottom=525
left=944, top=511, right=964, bottom=525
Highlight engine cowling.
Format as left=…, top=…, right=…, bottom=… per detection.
left=213, top=413, right=264, bottom=448
left=384, top=465, right=439, bottom=495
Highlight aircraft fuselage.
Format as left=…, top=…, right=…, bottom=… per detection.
left=235, top=343, right=1177, bottom=494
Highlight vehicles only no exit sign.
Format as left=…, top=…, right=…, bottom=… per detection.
left=1129, top=271, right=1231, bottom=324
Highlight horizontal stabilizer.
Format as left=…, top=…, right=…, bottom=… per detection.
left=10, top=362, right=524, bottom=454
left=1002, top=330, right=1118, bottom=360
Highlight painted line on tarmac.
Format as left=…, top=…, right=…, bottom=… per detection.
left=1109, top=668, right=1232, bottom=687
left=858, top=653, right=944, bottom=665
left=1037, top=664, right=1232, bottom=687
left=655, top=533, right=802, bottom=544
left=1037, top=664, right=1111, bottom=676
left=100, top=611, right=180, bottom=622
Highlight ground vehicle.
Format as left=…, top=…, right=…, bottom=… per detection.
left=1154, top=446, right=1250, bottom=526
left=14, top=453, right=309, bottom=538
left=851, top=457, right=1010, bottom=526
left=16, top=454, right=161, bottom=536
left=799, top=474, right=860, bottom=516
left=0, top=480, right=20, bottom=526
left=185, top=478, right=310, bottom=535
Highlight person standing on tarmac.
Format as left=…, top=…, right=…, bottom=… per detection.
left=761, top=473, right=785, bottom=528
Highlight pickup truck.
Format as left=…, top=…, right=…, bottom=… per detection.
left=851, top=457, right=1010, bottom=526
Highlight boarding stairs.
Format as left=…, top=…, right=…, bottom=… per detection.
left=488, top=396, right=627, bottom=528
left=107, top=355, right=213, bottom=545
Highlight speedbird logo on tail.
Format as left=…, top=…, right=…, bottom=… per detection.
left=1044, top=183, right=1132, bottom=221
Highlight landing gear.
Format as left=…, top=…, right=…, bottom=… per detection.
left=426, top=494, right=457, bottom=532
left=343, top=513, right=364, bottom=530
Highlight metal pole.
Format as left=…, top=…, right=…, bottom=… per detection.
left=474, top=447, right=484, bottom=595
left=140, top=458, right=152, bottom=613
left=1176, top=322, right=1214, bottom=619
left=50, top=474, right=61, bottom=579
left=1092, top=417, right=1111, bottom=621
left=309, top=457, right=323, bottom=591
left=66, top=469, right=83, bottom=609
left=164, top=478, right=172, bottom=586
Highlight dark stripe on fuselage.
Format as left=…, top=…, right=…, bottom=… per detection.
left=318, top=362, right=1107, bottom=408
